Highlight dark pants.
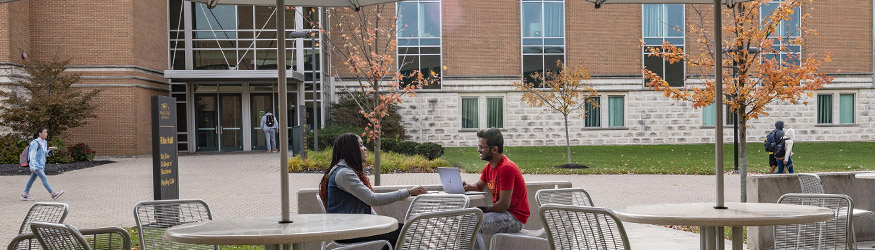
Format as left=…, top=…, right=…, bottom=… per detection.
left=337, top=223, right=403, bottom=250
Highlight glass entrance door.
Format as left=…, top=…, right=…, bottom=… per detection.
left=250, top=93, right=276, bottom=151
left=195, top=93, right=243, bottom=152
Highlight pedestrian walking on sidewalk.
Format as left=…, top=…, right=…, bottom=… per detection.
left=21, top=127, right=64, bottom=201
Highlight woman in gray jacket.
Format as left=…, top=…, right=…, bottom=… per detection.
left=318, top=133, right=427, bottom=249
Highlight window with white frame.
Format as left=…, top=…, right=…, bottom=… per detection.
left=521, top=0, right=565, bottom=86
left=461, top=97, right=479, bottom=129
left=487, top=97, right=504, bottom=128
left=702, top=103, right=739, bottom=126
left=760, top=0, right=801, bottom=65
left=608, top=96, right=625, bottom=127
left=398, top=0, right=441, bottom=89
left=642, top=4, right=685, bottom=87
left=817, top=93, right=855, bottom=124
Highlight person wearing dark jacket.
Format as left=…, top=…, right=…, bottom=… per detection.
left=318, top=133, right=427, bottom=249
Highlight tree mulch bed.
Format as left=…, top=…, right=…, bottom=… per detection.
left=0, top=161, right=114, bottom=176
left=554, top=164, right=589, bottom=169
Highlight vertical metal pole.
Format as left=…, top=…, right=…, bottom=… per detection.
left=731, top=227, right=743, bottom=250
left=276, top=0, right=291, bottom=223
left=714, top=0, right=726, bottom=209
left=312, top=35, right=319, bottom=152
left=716, top=226, right=725, bottom=250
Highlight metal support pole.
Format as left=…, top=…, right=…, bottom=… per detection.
left=276, top=0, right=291, bottom=223
left=714, top=0, right=726, bottom=209
left=731, top=227, right=743, bottom=250
left=312, top=35, right=319, bottom=152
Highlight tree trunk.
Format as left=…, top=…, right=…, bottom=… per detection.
left=374, top=136, right=381, bottom=186
left=739, top=117, right=748, bottom=202
left=564, top=114, right=571, bottom=165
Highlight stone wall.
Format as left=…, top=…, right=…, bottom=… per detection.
left=361, top=76, right=875, bottom=147
left=0, top=63, right=26, bottom=135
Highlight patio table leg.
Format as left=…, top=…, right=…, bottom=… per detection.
left=701, top=226, right=717, bottom=250
left=731, top=227, right=743, bottom=250
left=717, top=226, right=724, bottom=250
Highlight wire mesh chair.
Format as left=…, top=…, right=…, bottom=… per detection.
left=540, top=204, right=631, bottom=250
left=798, top=174, right=875, bottom=220
left=10, top=202, right=69, bottom=250
left=536, top=188, right=595, bottom=207
left=393, top=208, right=483, bottom=250
left=29, top=222, right=92, bottom=250
left=133, top=199, right=216, bottom=250
left=404, top=194, right=469, bottom=221
left=316, top=194, right=392, bottom=250
left=775, top=193, right=855, bottom=250
left=9, top=226, right=131, bottom=250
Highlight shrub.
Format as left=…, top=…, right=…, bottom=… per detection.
left=0, top=133, right=26, bottom=164
left=47, top=137, right=73, bottom=164
left=69, top=143, right=96, bottom=161
left=328, top=94, right=407, bottom=140
left=288, top=147, right=447, bottom=174
left=379, top=138, right=399, bottom=153
left=415, top=142, right=444, bottom=160
left=395, top=141, right=420, bottom=156
left=306, top=125, right=366, bottom=151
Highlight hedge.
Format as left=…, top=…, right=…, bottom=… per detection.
left=289, top=147, right=450, bottom=174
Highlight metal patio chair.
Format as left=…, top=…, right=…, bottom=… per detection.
left=404, top=194, right=469, bottom=221
left=390, top=208, right=483, bottom=250
left=8, top=202, right=69, bottom=250
left=316, top=194, right=393, bottom=250
left=488, top=188, right=597, bottom=250
left=775, top=193, right=856, bottom=250
left=20, top=222, right=131, bottom=250
left=798, top=173, right=875, bottom=220
left=540, top=204, right=631, bottom=250
left=133, top=199, right=216, bottom=250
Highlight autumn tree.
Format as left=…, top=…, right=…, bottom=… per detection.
left=318, top=5, right=437, bottom=185
left=0, top=57, right=101, bottom=140
left=514, top=61, right=599, bottom=165
left=644, top=0, right=832, bottom=201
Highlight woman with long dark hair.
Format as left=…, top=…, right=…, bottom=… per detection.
left=21, top=127, right=63, bottom=201
left=318, top=133, right=426, bottom=248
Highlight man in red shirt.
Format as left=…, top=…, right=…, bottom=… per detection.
left=463, top=128, right=529, bottom=250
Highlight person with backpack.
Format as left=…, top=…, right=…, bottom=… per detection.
left=260, top=111, right=279, bottom=152
left=775, top=128, right=796, bottom=174
left=764, top=121, right=785, bottom=174
left=21, top=127, right=64, bottom=201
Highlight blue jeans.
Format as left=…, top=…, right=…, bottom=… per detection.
left=776, top=157, right=794, bottom=174
left=475, top=211, right=524, bottom=250
left=24, top=169, right=54, bottom=193
left=263, top=128, right=277, bottom=151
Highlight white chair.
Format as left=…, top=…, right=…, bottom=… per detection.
left=775, top=193, right=856, bottom=250
left=540, top=204, right=631, bottom=250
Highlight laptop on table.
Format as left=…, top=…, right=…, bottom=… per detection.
left=437, top=167, right=487, bottom=195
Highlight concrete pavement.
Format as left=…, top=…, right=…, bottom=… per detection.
left=1, top=153, right=745, bottom=248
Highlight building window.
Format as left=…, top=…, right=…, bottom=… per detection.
left=760, top=0, right=801, bottom=65
left=585, top=97, right=600, bottom=127
left=521, top=0, right=565, bottom=85
left=643, top=4, right=685, bottom=87
left=839, top=94, right=855, bottom=124
left=461, top=97, right=479, bottom=129
left=398, top=0, right=441, bottom=89
left=817, top=94, right=832, bottom=124
left=487, top=97, right=504, bottom=128
left=608, top=96, right=625, bottom=127
left=702, top=103, right=737, bottom=126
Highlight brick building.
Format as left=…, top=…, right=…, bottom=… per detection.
left=0, top=0, right=872, bottom=156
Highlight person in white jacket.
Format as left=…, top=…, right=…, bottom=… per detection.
left=775, top=128, right=795, bottom=174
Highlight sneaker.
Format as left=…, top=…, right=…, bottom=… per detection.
left=266, top=150, right=271, bottom=153
left=272, top=149, right=279, bottom=152
left=51, top=190, right=64, bottom=200
left=21, top=193, right=32, bottom=201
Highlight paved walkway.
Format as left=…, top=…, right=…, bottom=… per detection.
left=1, top=153, right=747, bottom=248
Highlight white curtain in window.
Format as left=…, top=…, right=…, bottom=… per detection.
left=642, top=4, right=662, bottom=37
left=544, top=2, right=564, bottom=37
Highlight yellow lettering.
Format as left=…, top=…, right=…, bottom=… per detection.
left=161, top=169, right=172, bottom=175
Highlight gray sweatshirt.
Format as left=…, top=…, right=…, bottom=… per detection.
left=332, top=160, right=410, bottom=207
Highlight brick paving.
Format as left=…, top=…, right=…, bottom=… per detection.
left=1, top=153, right=748, bottom=248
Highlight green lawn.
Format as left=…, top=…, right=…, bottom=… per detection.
left=441, top=142, right=875, bottom=175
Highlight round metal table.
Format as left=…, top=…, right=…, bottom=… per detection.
left=614, top=202, right=834, bottom=250
left=165, top=214, right=397, bottom=249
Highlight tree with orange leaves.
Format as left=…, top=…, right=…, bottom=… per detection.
left=514, top=61, right=599, bottom=165
left=643, top=0, right=832, bottom=200
left=319, top=6, right=437, bottom=185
